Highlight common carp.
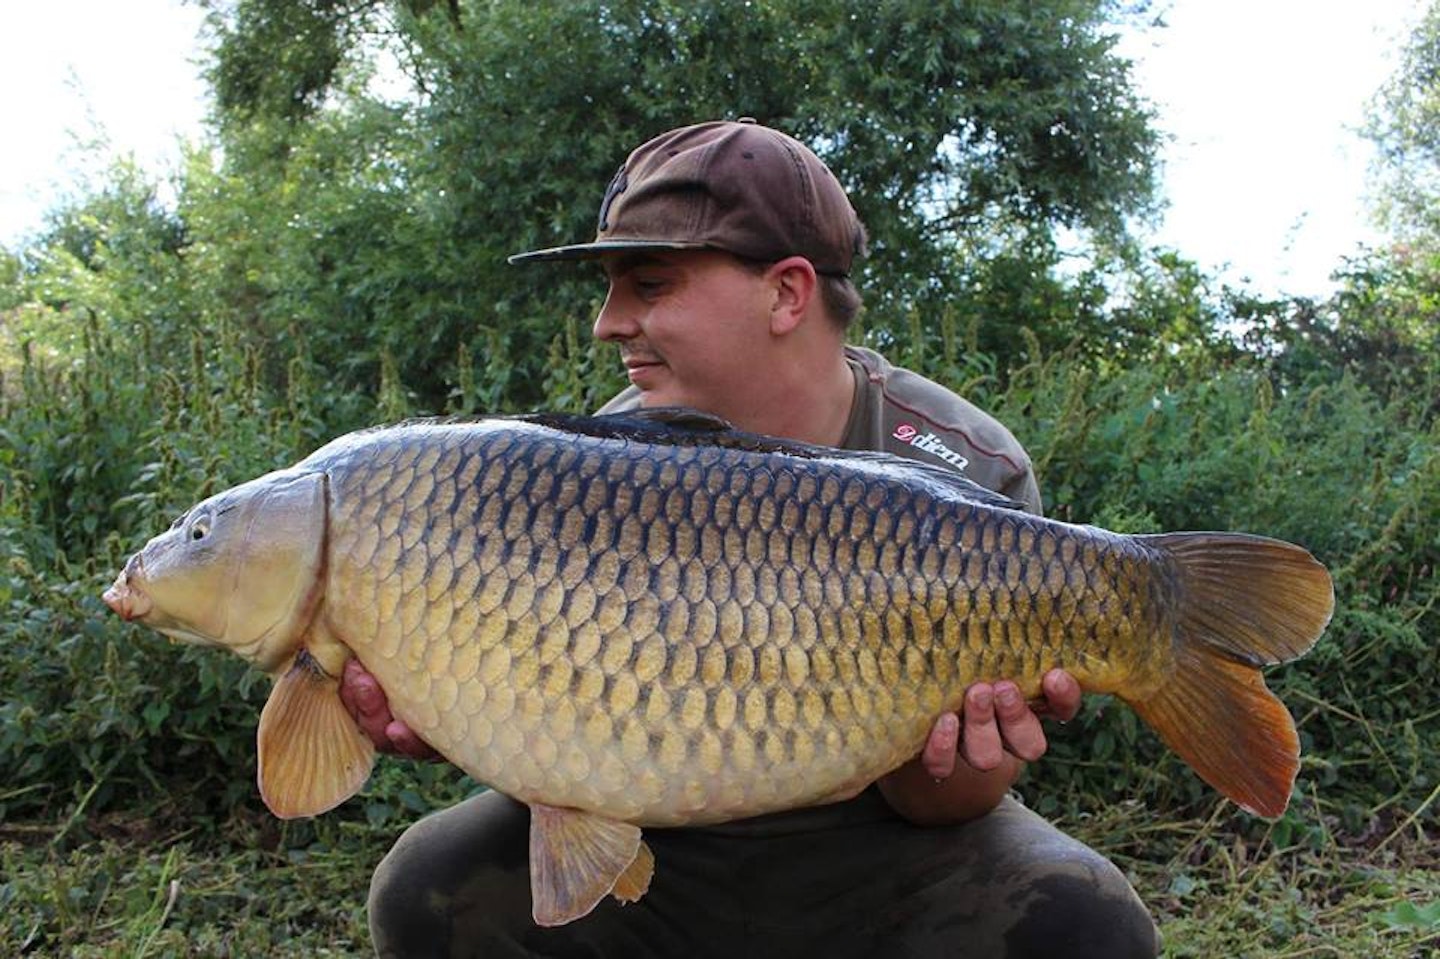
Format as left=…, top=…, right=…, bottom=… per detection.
left=103, top=408, right=1333, bottom=925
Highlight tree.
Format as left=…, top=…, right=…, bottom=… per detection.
left=193, top=0, right=1162, bottom=410
left=1365, top=0, right=1440, bottom=247
left=1301, top=0, right=1440, bottom=388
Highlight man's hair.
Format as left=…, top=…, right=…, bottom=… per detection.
left=821, top=217, right=867, bottom=329
left=735, top=221, right=867, bottom=331
left=819, top=274, right=865, bottom=330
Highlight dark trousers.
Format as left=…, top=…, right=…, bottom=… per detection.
left=368, top=788, right=1159, bottom=958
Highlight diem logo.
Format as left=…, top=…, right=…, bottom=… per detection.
left=892, top=423, right=970, bottom=471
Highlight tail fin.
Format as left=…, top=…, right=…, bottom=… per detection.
left=1127, top=533, right=1334, bottom=817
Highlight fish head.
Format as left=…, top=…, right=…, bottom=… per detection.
left=104, top=469, right=327, bottom=674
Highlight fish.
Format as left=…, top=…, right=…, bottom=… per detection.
left=103, top=408, right=1334, bottom=926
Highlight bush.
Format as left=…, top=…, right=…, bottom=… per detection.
left=982, top=350, right=1438, bottom=827
left=0, top=278, right=359, bottom=815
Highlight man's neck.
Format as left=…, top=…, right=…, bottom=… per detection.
left=730, top=346, right=856, bottom=447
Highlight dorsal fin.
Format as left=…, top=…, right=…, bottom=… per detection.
left=520, top=406, right=732, bottom=438
left=611, top=406, right=734, bottom=431
left=308, top=409, right=1025, bottom=515
left=519, top=407, right=1026, bottom=511
left=825, top=450, right=1027, bottom=511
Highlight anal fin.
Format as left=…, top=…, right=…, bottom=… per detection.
left=257, top=647, right=376, bottom=818
left=528, top=803, right=652, bottom=926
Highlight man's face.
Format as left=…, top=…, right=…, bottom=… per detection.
left=593, top=250, right=773, bottom=420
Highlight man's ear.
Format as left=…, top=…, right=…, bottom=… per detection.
left=766, top=256, right=818, bottom=336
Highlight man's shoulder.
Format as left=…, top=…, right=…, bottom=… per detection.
left=844, top=346, right=1041, bottom=511
left=595, top=386, right=642, bottom=414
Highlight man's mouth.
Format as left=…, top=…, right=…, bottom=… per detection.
left=621, top=353, right=665, bottom=379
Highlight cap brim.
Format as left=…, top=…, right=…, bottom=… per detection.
left=507, top=238, right=711, bottom=265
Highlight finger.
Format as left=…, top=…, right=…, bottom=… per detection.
left=960, top=684, right=1004, bottom=771
left=1042, top=668, right=1082, bottom=722
left=353, top=678, right=389, bottom=720
left=993, top=681, right=1047, bottom=762
left=338, top=658, right=362, bottom=715
left=343, top=663, right=395, bottom=745
left=386, top=720, right=441, bottom=760
left=921, top=713, right=960, bottom=779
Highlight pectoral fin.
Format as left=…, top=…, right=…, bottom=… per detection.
left=257, top=647, right=376, bottom=818
left=528, top=803, right=655, bottom=926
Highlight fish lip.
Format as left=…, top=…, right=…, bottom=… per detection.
left=103, top=556, right=153, bottom=621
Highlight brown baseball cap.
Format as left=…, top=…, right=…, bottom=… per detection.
left=508, top=119, right=865, bottom=276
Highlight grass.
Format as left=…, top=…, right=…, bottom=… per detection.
left=0, top=811, right=398, bottom=956
left=1062, top=798, right=1439, bottom=958
left=2, top=796, right=1434, bottom=957
left=0, top=809, right=385, bottom=957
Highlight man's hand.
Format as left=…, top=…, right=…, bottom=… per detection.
left=921, top=668, right=1082, bottom=779
left=877, top=668, right=1081, bottom=825
left=338, top=659, right=442, bottom=760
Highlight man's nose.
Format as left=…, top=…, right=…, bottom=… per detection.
left=593, top=288, right=636, bottom=342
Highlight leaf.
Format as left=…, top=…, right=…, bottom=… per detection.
left=1167, top=873, right=1198, bottom=898
left=1382, top=899, right=1440, bottom=930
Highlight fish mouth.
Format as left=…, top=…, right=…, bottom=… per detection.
left=103, top=555, right=153, bottom=621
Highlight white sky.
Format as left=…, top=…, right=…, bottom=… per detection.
left=1117, top=0, right=1424, bottom=295
left=0, top=1, right=210, bottom=244
left=0, top=0, right=1427, bottom=299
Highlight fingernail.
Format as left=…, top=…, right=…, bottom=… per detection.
left=357, top=679, right=381, bottom=710
left=938, top=714, right=959, bottom=735
left=997, top=687, right=1020, bottom=708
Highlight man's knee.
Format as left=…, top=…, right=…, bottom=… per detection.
left=367, top=792, right=533, bottom=958
left=912, top=799, right=1160, bottom=958
left=1000, top=853, right=1160, bottom=959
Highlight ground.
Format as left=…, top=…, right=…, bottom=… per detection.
left=2, top=798, right=1436, bottom=956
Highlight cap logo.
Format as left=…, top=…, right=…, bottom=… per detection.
left=597, top=164, right=628, bottom=233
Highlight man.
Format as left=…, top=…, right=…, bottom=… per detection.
left=343, top=119, right=1160, bottom=957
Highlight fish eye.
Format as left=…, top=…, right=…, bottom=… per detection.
left=189, top=514, right=212, bottom=541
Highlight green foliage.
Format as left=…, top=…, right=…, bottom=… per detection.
left=177, top=0, right=1160, bottom=411
left=0, top=826, right=377, bottom=955
left=1231, top=258, right=1440, bottom=407
left=989, top=349, right=1439, bottom=827
left=1383, top=898, right=1440, bottom=933
left=203, top=0, right=371, bottom=133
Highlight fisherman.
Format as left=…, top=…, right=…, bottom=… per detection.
left=342, top=119, right=1161, bottom=958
